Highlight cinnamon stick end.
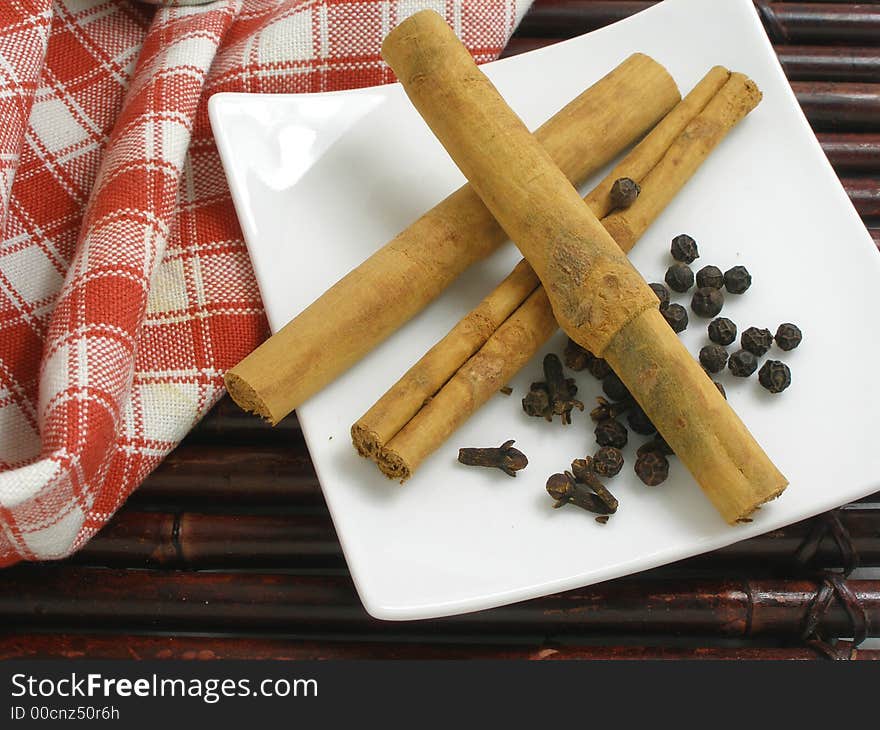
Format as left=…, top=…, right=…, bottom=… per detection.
left=351, top=422, right=383, bottom=460
left=377, top=449, right=413, bottom=484
left=725, top=480, right=788, bottom=526
left=224, top=370, right=276, bottom=425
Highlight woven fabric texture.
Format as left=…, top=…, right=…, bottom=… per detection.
left=0, top=0, right=528, bottom=565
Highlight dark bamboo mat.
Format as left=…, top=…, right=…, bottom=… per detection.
left=4, top=0, right=880, bottom=661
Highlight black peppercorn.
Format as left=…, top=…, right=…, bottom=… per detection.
left=741, top=326, right=773, bottom=357
left=563, top=338, right=594, bottom=371
left=707, top=317, right=737, bottom=346
left=627, top=404, right=656, bottom=435
left=662, top=303, right=688, bottom=333
left=587, top=356, right=611, bottom=380
left=714, top=381, right=727, bottom=399
left=728, top=349, right=758, bottom=377
left=609, top=177, right=640, bottom=209
left=595, top=419, right=628, bottom=449
left=592, top=446, right=624, bottom=477
left=724, top=265, right=752, bottom=294
left=601, top=371, right=631, bottom=402
left=690, top=286, right=724, bottom=318
left=637, top=437, right=673, bottom=457
left=589, top=396, right=629, bottom=422
left=699, top=344, right=728, bottom=374
left=758, top=360, right=792, bottom=393
left=665, top=262, right=694, bottom=293
left=774, top=323, right=802, bottom=351
left=695, top=264, right=723, bottom=289
left=634, top=450, right=669, bottom=486
left=649, top=282, right=670, bottom=309
left=670, top=234, right=699, bottom=263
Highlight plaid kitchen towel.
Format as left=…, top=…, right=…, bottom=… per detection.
left=0, top=0, right=530, bottom=566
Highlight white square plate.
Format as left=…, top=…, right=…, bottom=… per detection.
left=209, top=0, right=880, bottom=620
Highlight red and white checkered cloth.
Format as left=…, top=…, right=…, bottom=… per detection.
left=0, top=0, right=529, bottom=566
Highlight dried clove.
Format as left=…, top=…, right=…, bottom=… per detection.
left=522, top=353, right=584, bottom=424
left=571, top=458, right=619, bottom=513
left=546, top=471, right=613, bottom=514
left=458, top=439, right=528, bottom=477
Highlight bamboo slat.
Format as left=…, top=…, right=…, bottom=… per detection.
left=515, top=1, right=880, bottom=45
left=1, top=567, right=877, bottom=639
left=0, top=633, right=874, bottom=661
left=74, top=507, right=880, bottom=571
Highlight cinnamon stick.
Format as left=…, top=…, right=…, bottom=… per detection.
left=353, top=66, right=733, bottom=464
left=381, top=10, right=786, bottom=523
left=224, top=53, right=680, bottom=424
left=352, top=260, right=539, bottom=459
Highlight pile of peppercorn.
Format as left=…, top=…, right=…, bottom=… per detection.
left=655, top=233, right=801, bottom=394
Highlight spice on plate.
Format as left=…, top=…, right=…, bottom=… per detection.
left=588, top=356, right=611, bottom=380
left=522, top=353, right=584, bottom=424
left=563, top=338, right=594, bottom=371
left=695, top=264, right=724, bottom=289
left=699, top=344, right=728, bottom=373
left=637, top=437, right=674, bottom=457
left=601, top=371, right=631, bottom=402
left=649, top=282, right=670, bottom=309
left=609, top=177, right=641, bottom=209
left=724, top=265, right=752, bottom=294
left=595, top=418, right=628, bottom=448
left=665, top=262, right=694, bottom=292
left=670, top=234, right=699, bottom=263
left=546, top=472, right=611, bottom=514
left=635, top=450, right=670, bottom=486
left=774, top=323, right=802, bottom=351
left=590, top=396, right=631, bottom=422
left=570, top=459, right=619, bottom=513
left=728, top=349, right=758, bottom=377
left=458, top=439, right=528, bottom=477
left=708, top=317, right=737, bottom=346
left=592, top=446, right=625, bottom=477
left=714, top=380, right=727, bottom=399
left=741, top=326, right=773, bottom=357
left=691, top=286, right=724, bottom=318
left=661, top=303, right=689, bottom=333
left=758, top=360, right=792, bottom=393
left=627, top=404, right=656, bottom=435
